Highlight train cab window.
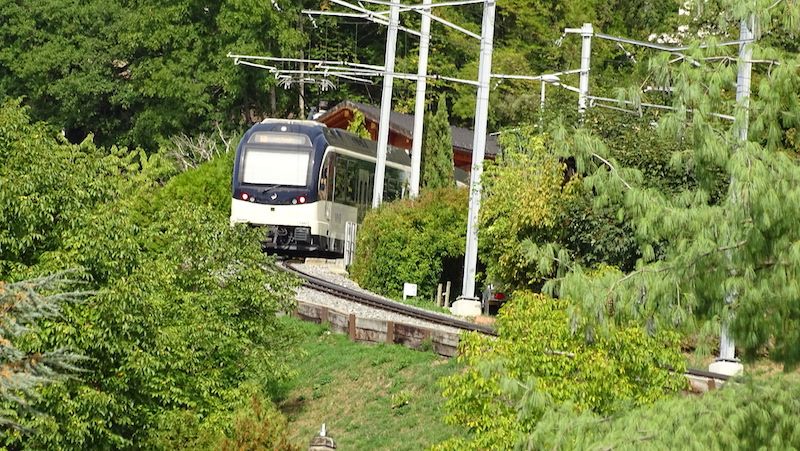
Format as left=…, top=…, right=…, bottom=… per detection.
left=241, top=146, right=311, bottom=186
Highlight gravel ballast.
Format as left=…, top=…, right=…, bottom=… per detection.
left=290, top=262, right=465, bottom=335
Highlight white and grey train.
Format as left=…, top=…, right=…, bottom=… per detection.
left=230, top=119, right=412, bottom=258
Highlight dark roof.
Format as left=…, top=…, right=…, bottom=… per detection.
left=317, top=99, right=501, bottom=157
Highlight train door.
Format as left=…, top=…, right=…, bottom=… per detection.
left=329, top=153, right=358, bottom=254
left=355, top=168, right=373, bottom=222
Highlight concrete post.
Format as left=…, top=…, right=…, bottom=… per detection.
left=710, top=14, right=753, bottom=377
left=457, top=0, right=495, bottom=317
left=372, top=0, right=400, bottom=208
left=409, top=0, right=432, bottom=198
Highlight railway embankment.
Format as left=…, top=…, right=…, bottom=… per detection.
left=288, top=259, right=732, bottom=392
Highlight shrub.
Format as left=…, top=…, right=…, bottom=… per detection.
left=349, top=187, right=468, bottom=300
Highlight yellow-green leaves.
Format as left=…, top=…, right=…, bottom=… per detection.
left=435, top=292, right=686, bottom=450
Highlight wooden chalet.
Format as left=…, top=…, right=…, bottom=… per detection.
left=314, top=100, right=501, bottom=171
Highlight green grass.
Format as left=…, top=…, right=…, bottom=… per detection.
left=276, top=319, right=469, bottom=450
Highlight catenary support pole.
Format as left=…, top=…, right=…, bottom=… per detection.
left=372, top=0, right=400, bottom=208
left=712, top=13, right=753, bottom=376
left=578, top=23, right=593, bottom=114
left=409, top=0, right=432, bottom=198
left=459, top=0, right=495, bottom=302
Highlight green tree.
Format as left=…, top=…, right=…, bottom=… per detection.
left=539, top=2, right=800, bottom=366
left=432, top=290, right=686, bottom=451
left=346, top=110, right=371, bottom=139
left=0, top=98, right=175, bottom=280
left=0, top=100, right=304, bottom=449
left=0, top=0, right=308, bottom=151
left=421, top=95, right=455, bottom=190
left=477, top=126, right=576, bottom=291
left=527, top=373, right=800, bottom=450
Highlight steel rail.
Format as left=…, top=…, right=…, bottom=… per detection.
left=281, top=261, right=496, bottom=335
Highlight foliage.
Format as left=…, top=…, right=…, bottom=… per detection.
left=432, top=291, right=686, bottom=451
left=539, top=1, right=800, bottom=367
left=477, top=126, right=576, bottom=291
left=346, top=110, right=371, bottom=139
left=0, top=101, right=304, bottom=449
left=421, top=95, right=455, bottom=191
left=0, top=0, right=308, bottom=151
left=0, top=273, right=87, bottom=435
left=434, top=0, right=682, bottom=130
left=349, top=187, right=468, bottom=300
left=0, top=98, right=177, bottom=280
left=157, top=146, right=236, bottom=215
left=217, top=389, right=300, bottom=451
left=526, top=373, right=800, bottom=450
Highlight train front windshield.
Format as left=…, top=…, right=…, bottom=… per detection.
left=241, top=146, right=311, bottom=186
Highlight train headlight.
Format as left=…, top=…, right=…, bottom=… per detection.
left=298, top=196, right=307, bottom=204
left=241, top=193, right=249, bottom=201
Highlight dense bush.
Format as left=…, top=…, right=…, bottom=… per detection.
left=349, top=187, right=468, bottom=301
left=477, top=127, right=577, bottom=292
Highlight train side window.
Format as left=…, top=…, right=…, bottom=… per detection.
left=334, top=155, right=351, bottom=205
left=383, top=167, right=407, bottom=201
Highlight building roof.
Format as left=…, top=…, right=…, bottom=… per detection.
left=315, top=99, right=501, bottom=158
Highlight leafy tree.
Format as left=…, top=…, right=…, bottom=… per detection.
left=0, top=273, right=86, bottom=435
left=0, top=0, right=308, bottom=151
left=432, top=290, right=686, bottom=451
left=217, top=391, right=301, bottom=451
left=349, top=187, right=468, bottom=301
left=539, top=2, right=800, bottom=366
left=346, top=110, right=371, bottom=139
left=0, top=98, right=176, bottom=280
left=477, top=126, right=576, bottom=291
left=421, top=95, right=455, bottom=190
left=0, top=100, right=304, bottom=449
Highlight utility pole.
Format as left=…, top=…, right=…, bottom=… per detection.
left=453, top=0, right=495, bottom=315
left=372, top=0, right=400, bottom=208
left=561, top=23, right=593, bottom=115
left=577, top=23, right=593, bottom=114
left=409, top=0, right=432, bottom=198
left=710, top=13, right=753, bottom=377
left=299, top=15, right=305, bottom=117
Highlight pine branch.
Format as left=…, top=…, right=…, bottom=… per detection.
left=590, top=153, right=633, bottom=190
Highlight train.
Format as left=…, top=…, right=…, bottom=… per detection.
left=230, top=119, right=413, bottom=258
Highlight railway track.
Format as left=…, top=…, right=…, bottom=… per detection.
left=281, top=260, right=494, bottom=336
left=280, top=260, right=732, bottom=392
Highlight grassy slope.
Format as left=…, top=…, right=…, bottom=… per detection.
left=277, top=319, right=469, bottom=450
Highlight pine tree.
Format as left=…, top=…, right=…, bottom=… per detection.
left=0, top=272, right=86, bottom=435
left=538, top=1, right=800, bottom=366
left=421, top=95, right=455, bottom=190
